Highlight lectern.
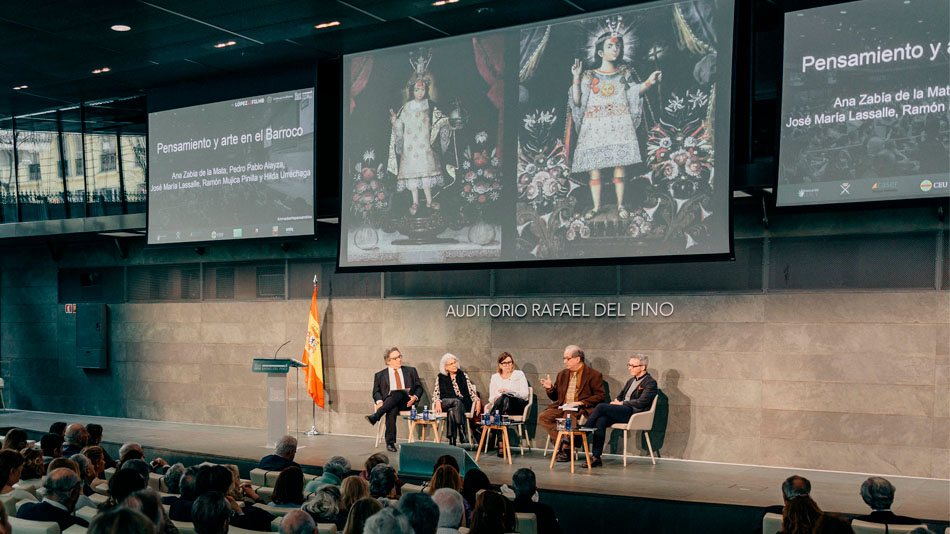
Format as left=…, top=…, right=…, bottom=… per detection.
left=252, top=358, right=308, bottom=448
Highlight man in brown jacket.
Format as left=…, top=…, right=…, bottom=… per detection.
left=538, top=345, right=605, bottom=462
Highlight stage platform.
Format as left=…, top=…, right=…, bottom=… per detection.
left=2, top=409, right=947, bottom=533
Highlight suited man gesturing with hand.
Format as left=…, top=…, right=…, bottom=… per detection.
left=367, top=347, right=424, bottom=452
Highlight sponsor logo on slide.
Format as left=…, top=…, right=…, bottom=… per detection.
left=232, top=228, right=242, bottom=238
left=934, top=181, right=949, bottom=190
left=797, top=188, right=820, bottom=199
left=272, top=226, right=279, bottom=236
left=871, top=181, right=898, bottom=193
left=920, top=180, right=933, bottom=192
left=211, top=231, right=218, bottom=239
left=840, top=183, right=851, bottom=195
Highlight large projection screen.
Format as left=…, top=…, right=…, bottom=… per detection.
left=776, top=0, right=950, bottom=206
left=148, top=88, right=315, bottom=245
left=340, top=0, right=735, bottom=269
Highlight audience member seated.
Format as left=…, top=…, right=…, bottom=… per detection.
left=52, top=457, right=95, bottom=510
left=0, top=502, right=12, bottom=534
left=460, top=469, right=491, bottom=518
left=48, top=422, right=67, bottom=438
left=224, top=463, right=262, bottom=505
left=70, top=453, right=97, bottom=496
left=82, top=446, right=108, bottom=488
left=342, top=497, right=383, bottom=534
left=855, top=476, right=920, bottom=525
left=119, top=442, right=169, bottom=474
left=364, top=507, right=412, bottom=534
left=121, top=458, right=154, bottom=485
left=40, top=434, right=64, bottom=466
left=192, top=491, right=230, bottom=534
left=0, top=449, right=38, bottom=504
left=107, top=469, right=148, bottom=508
left=16, top=467, right=90, bottom=531
left=1, top=429, right=27, bottom=452
left=434, top=455, right=459, bottom=473
left=269, top=466, right=306, bottom=508
left=88, top=507, right=156, bottom=534
left=469, top=490, right=514, bottom=534
left=340, top=475, right=369, bottom=520
left=360, top=453, right=404, bottom=494
left=511, top=468, right=561, bottom=534
left=538, top=345, right=606, bottom=463
left=17, top=447, right=45, bottom=485
left=122, top=488, right=176, bottom=534
left=198, top=464, right=274, bottom=531
left=780, top=476, right=822, bottom=534
left=306, top=455, right=350, bottom=492
left=813, top=513, right=856, bottom=534
left=168, top=466, right=201, bottom=521
left=260, top=435, right=301, bottom=472
left=426, top=465, right=462, bottom=496
left=85, top=424, right=117, bottom=469
left=432, top=488, right=465, bottom=534
left=62, top=424, right=89, bottom=457
left=303, top=484, right=345, bottom=531
left=368, top=464, right=398, bottom=504
left=281, top=509, right=316, bottom=534
left=432, top=353, right=482, bottom=446
left=486, top=352, right=530, bottom=454
left=163, top=463, right=186, bottom=497
left=399, top=492, right=440, bottom=534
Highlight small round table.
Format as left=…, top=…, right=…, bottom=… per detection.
left=403, top=414, right=446, bottom=443
left=473, top=421, right=523, bottom=465
left=548, top=429, right=593, bottom=473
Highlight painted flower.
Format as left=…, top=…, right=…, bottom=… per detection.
left=463, top=160, right=471, bottom=169
left=579, top=225, right=590, bottom=238
left=524, top=163, right=537, bottom=175
left=489, top=191, right=500, bottom=201
left=685, top=159, right=703, bottom=177
left=491, top=157, right=499, bottom=167
left=526, top=183, right=539, bottom=199
left=352, top=194, right=360, bottom=201
left=362, top=149, right=375, bottom=161
left=465, top=171, right=476, bottom=182
left=683, top=136, right=697, bottom=148
left=566, top=228, right=577, bottom=241
left=659, top=137, right=672, bottom=149
left=356, top=182, right=368, bottom=193
left=370, top=179, right=380, bottom=190
left=377, top=192, right=385, bottom=199
left=464, top=185, right=472, bottom=193
left=671, top=149, right=690, bottom=166
left=660, top=162, right=680, bottom=180
left=478, top=195, right=487, bottom=203
left=475, top=131, right=488, bottom=144
left=542, top=178, right=558, bottom=197
left=533, top=170, right=551, bottom=185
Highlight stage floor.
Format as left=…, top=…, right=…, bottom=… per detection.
left=2, top=409, right=947, bottom=523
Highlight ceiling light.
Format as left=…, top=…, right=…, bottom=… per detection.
left=213, top=40, right=237, bottom=49
left=92, top=67, right=111, bottom=74
left=12, top=85, right=28, bottom=90
left=110, top=24, right=132, bottom=32
left=314, top=21, right=341, bottom=29
left=432, top=0, right=459, bottom=5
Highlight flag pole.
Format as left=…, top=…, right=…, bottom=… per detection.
left=306, top=275, right=320, bottom=436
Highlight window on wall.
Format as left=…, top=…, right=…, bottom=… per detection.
left=15, top=114, right=65, bottom=222
left=84, top=132, right=122, bottom=217
left=0, top=119, right=14, bottom=223
left=120, top=134, right=146, bottom=213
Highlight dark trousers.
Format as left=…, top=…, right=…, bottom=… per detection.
left=488, top=395, right=528, bottom=417
left=441, top=398, right=470, bottom=440
left=587, top=402, right=633, bottom=458
left=374, top=390, right=409, bottom=445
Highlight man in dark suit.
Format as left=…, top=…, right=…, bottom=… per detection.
left=511, top=468, right=562, bottom=534
left=367, top=347, right=424, bottom=452
left=258, top=435, right=301, bottom=471
left=583, top=354, right=658, bottom=467
left=538, top=345, right=606, bottom=462
left=60, top=423, right=87, bottom=457
left=854, top=476, right=920, bottom=525
left=16, top=467, right=90, bottom=531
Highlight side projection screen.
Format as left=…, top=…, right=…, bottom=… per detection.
left=777, top=0, right=950, bottom=206
left=148, top=88, right=315, bottom=245
left=340, top=0, right=735, bottom=269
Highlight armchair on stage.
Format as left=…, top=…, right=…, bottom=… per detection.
left=252, top=358, right=307, bottom=448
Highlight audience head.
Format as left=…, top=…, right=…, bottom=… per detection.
left=109, top=469, right=147, bottom=504
left=82, top=445, right=107, bottom=477
left=303, top=483, right=341, bottom=521
left=280, top=509, right=316, bottom=534
left=180, top=466, right=201, bottom=500
left=122, top=488, right=169, bottom=533
left=1, top=429, right=27, bottom=451
left=427, top=464, right=461, bottom=494
left=222, top=464, right=243, bottom=500
left=511, top=468, right=536, bottom=499
left=860, top=476, right=897, bottom=511
left=813, top=513, right=856, bottom=534
left=399, top=491, right=440, bottom=534
left=364, top=453, right=390, bottom=475
left=369, top=464, right=397, bottom=498
left=44, top=467, right=82, bottom=509
left=433, top=454, right=460, bottom=472
left=40, top=433, right=64, bottom=458
left=461, top=468, right=491, bottom=506
left=275, top=435, right=298, bottom=460
left=469, top=490, right=510, bottom=534
left=19, top=447, right=45, bottom=480
left=340, top=475, right=369, bottom=511
left=88, top=507, right=156, bottom=534
left=48, top=422, right=67, bottom=437
left=272, top=466, right=305, bottom=505
left=192, top=491, right=230, bottom=534
left=0, top=450, right=24, bottom=487
left=384, top=347, right=403, bottom=370
left=86, top=423, right=104, bottom=446
left=64, top=423, right=89, bottom=447
left=120, top=458, right=151, bottom=482
left=47, top=457, right=79, bottom=476
left=70, top=453, right=96, bottom=484
left=119, top=442, right=145, bottom=459
left=164, top=463, right=186, bottom=494
left=342, top=497, right=383, bottom=534
left=781, top=475, right=811, bottom=502
left=497, top=352, right=515, bottom=374
left=323, top=455, right=351, bottom=480
left=782, top=494, right=822, bottom=534
left=364, top=506, right=412, bottom=534
left=432, top=488, right=464, bottom=529
left=195, top=465, right=233, bottom=496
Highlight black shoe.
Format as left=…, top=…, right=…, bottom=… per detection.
left=449, top=436, right=457, bottom=446
left=366, top=415, right=377, bottom=426
left=386, top=443, right=398, bottom=452
left=555, top=448, right=570, bottom=462
left=459, top=434, right=469, bottom=445
left=590, top=456, right=603, bottom=468
left=496, top=448, right=505, bottom=458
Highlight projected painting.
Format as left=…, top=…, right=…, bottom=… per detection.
left=342, top=35, right=506, bottom=267
left=517, top=2, right=729, bottom=259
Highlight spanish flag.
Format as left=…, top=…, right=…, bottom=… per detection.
left=301, top=285, right=325, bottom=408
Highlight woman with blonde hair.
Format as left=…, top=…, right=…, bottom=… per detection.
left=425, top=464, right=462, bottom=495
left=340, top=476, right=369, bottom=517
left=341, top=497, right=383, bottom=534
